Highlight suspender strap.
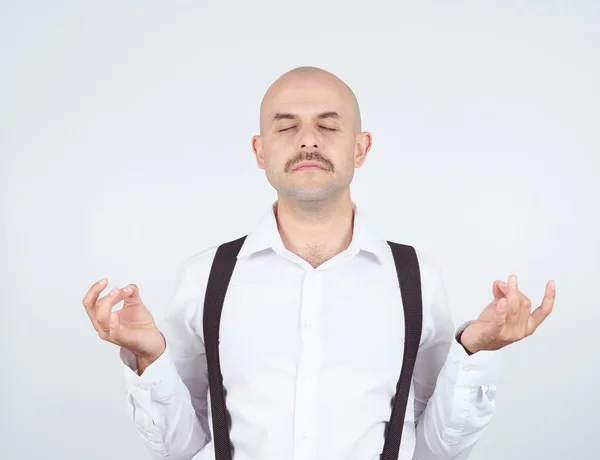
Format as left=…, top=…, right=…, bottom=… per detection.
left=203, top=237, right=423, bottom=460
left=203, top=235, right=247, bottom=460
left=380, top=241, right=423, bottom=460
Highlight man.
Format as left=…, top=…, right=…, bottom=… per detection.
left=82, top=66, right=555, bottom=460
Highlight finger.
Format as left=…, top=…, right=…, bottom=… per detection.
left=493, top=280, right=508, bottom=300
left=121, top=283, right=141, bottom=305
left=82, top=278, right=108, bottom=330
left=505, top=274, right=520, bottom=328
left=98, top=310, right=127, bottom=344
left=96, top=287, right=129, bottom=332
left=528, top=280, right=556, bottom=335
left=518, top=293, right=532, bottom=335
left=493, top=298, right=508, bottom=331
left=107, top=311, right=122, bottom=342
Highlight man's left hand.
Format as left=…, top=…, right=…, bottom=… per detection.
left=459, top=274, right=555, bottom=354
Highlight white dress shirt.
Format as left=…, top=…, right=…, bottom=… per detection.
left=120, top=202, right=502, bottom=460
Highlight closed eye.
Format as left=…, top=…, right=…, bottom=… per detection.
left=278, top=126, right=337, bottom=132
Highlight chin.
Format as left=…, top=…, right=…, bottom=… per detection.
left=282, top=184, right=341, bottom=203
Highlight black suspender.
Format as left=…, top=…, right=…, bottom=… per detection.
left=203, top=235, right=247, bottom=460
left=381, top=241, right=423, bottom=460
left=203, top=237, right=423, bottom=460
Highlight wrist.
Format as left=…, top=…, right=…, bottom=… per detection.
left=135, top=332, right=166, bottom=373
left=457, top=327, right=478, bottom=355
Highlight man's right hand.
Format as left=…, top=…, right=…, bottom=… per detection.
left=82, top=278, right=166, bottom=373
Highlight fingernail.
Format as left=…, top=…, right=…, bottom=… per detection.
left=550, top=280, right=556, bottom=291
left=500, top=281, right=507, bottom=288
left=98, top=278, right=107, bottom=285
left=511, top=275, right=517, bottom=286
left=109, top=287, right=118, bottom=296
left=123, top=286, right=132, bottom=294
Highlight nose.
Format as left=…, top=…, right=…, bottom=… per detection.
left=298, top=125, right=319, bottom=150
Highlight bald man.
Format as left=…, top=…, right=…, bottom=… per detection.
left=82, top=67, right=555, bottom=460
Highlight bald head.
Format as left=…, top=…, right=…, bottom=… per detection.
left=259, top=66, right=362, bottom=135
left=251, top=66, right=372, bottom=204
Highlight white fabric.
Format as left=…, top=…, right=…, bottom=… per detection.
left=120, top=202, right=502, bottom=460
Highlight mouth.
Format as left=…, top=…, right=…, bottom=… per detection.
left=292, top=162, right=327, bottom=171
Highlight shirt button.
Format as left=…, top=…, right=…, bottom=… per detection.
left=462, top=365, right=472, bottom=372
left=305, top=374, right=318, bottom=382
left=303, top=322, right=312, bottom=329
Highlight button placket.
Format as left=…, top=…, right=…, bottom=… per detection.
left=293, top=271, right=322, bottom=460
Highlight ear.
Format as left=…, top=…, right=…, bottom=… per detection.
left=354, top=131, right=372, bottom=168
left=251, top=135, right=265, bottom=170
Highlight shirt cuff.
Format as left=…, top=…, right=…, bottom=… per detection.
left=445, top=321, right=503, bottom=387
left=120, top=345, right=180, bottom=402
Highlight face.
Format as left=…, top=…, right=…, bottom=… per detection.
left=252, top=73, right=371, bottom=204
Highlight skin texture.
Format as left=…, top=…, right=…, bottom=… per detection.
left=251, top=66, right=372, bottom=267
left=82, top=66, right=555, bottom=373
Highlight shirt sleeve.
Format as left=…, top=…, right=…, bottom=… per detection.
left=120, top=259, right=212, bottom=460
left=412, top=266, right=502, bottom=459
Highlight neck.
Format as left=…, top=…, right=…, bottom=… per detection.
left=274, top=191, right=355, bottom=267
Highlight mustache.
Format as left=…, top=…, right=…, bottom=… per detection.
left=284, top=151, right=334, bottom=172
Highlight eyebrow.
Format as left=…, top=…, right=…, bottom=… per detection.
left=272, top=111, right=342, bottom=123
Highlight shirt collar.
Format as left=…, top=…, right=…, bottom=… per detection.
left=237, top=200, right=391, bottom=263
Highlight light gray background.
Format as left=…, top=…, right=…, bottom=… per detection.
left=1, top=1, right=599, bottom=459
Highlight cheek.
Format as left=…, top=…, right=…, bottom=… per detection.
left=262, top=140, right=293, bottom=167
left=261, top=150, right=284, bottom=174
left=263, top=154, right=277, bottom=171
left=333, top=139, right=358, bottom=164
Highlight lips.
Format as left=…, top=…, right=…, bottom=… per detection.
left=292, top=162, right=326, bottom=171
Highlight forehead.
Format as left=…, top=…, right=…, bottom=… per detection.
left=263, top=76, right=354, bottom=120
